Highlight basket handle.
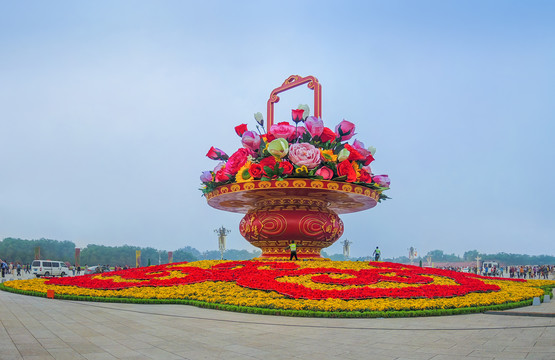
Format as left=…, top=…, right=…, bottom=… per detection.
left=266, top=75, right=322, bottom=131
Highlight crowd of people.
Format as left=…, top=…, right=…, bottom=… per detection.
left=469, top=264, right=554, bottom=279
left=507, top=265, right=553, bottom=279
left=1, top=259, right=31, bottom=278
left=0, top=259, right=135, bottom=278
left=406, top=263, right=554, bottom=280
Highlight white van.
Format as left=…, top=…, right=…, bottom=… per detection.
left=31, top=260, right=69, bottom=277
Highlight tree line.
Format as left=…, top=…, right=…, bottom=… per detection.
left=1, top=238, right=553, bottom=266
left=327, top=249, right=555, bottom=265
left=0, top=238, right=261, bottom=266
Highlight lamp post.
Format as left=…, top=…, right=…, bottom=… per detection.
left=475, top=256, right=482, bottom=274
left=341, top=239, right=352, bottom=260
left=214, top=226, right=231, bottom=260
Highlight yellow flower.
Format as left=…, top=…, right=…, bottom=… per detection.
left=352, top=161, right=361, bottom=179
left=295, top=165, right=308, bottom=175
left=235, top=161, right=253, bottom=183
left=319, top=149, right=337, bottom=162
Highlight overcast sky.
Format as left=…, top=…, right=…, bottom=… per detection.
left=1, top=1, right=554, bottom=258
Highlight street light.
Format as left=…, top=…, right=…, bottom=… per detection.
left=214, top=226, right=231, bottom=260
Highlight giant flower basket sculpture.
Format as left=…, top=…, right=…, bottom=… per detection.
left=201, top=75, right=390, bottom=258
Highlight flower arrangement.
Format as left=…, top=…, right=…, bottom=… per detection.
left=200, top=106, right=390, bottom=201
left=3, top=260, right=553, bottom=318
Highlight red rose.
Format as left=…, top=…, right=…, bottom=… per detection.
left=215, top=168, right=231, bottom=182
left=364, top=153, right=375, bottom=166
left=259, top=156, right=277, bottom=172
left=359, top=168, right=372, bottom=183
left=249, top=164, right=263, bottom=179
left=235, top=124, right=248, bottom=137
left=291, top=109, right=305, bottom=124
left=264, top=133, right=275, bottom=142
left=344, top=144, right=365, bottom=161
left=206, top=146, right=228, bottom=160
left=337, top=160, right=357, bottom=182
left=224, top=148, right=252, bottom=175
left=320, top=127, right=337, bottom=143
left=279, top=161, right=293, bottom=175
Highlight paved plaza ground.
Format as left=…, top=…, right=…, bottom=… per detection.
left=0, top=274, right=554, bottom=360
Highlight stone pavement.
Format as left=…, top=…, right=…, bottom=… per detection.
left=0, top=287, right=554, bottom=360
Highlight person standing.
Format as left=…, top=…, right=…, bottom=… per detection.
left=1, top=259, right=6, bottom=278
left=373, top=247, right=381, bottom=261
left=285, top=240, right=299, bottom=261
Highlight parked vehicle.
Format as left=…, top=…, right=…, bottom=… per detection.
left=31, top=260, right=69, bottom=277
left=84, top=265, right=111, bottom=275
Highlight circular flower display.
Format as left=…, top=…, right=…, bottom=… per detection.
left=3, top=260, right=552, bottom=317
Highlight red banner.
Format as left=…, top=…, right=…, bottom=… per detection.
left=75, top=248, right=80, bottom=267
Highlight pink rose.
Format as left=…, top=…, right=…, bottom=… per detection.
left=270, top=121, right=296, bottom=139
left=241, top=131, right=261, bottom=151
left=288, top=143, right=321, bottom=169
left=352, top=139, right=371, bottom=158
left=213, top=161, right=225, bottom=173
left=305, top=116, right=324, bottom=137
left=335, top=119, right=356, bottom=141
left=373, top=175, right=390, bottom=187
left=224, top=148, right=252, bottom=175
left=315, top=166, right=333, bottom=180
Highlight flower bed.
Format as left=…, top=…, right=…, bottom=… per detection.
left=2, top=260, right=553, bottom=317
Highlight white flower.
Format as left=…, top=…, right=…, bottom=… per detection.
left=254, top=112, right=264, bottom=126
left=297, top=104, right=310, bottom=120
